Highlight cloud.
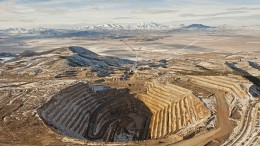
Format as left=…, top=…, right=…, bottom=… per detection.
left=113, top=16, right=143, bottom=20
left=173, top=13, right=260, bottom=26
left=132, top=9, right=178, bottom=14
left=88, top=6, right=104, bottom=11
left=227, top=7, right=260, bottom=11
left=203, top=14, right=260, bottom=21
left=180, top=10, right=249, bottom=17
left=197, top=14, right=260, bottom=26
left=0, top=0, right=260, bottom=28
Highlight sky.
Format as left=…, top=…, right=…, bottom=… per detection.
left=0, top=0, right=260, bottom=28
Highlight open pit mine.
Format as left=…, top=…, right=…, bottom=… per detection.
left=0, top=46, right=259, bottom=146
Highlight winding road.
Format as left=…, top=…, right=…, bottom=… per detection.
left=168, top=91, right=233, bottom=146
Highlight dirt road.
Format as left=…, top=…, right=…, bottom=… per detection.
left=168, top=91, right=233, bottom=146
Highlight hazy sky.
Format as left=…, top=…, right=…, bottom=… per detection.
left=0, top=0, right=260, bottom=28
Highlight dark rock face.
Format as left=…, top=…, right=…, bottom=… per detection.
left=225, top=62, right=260, bottom=87
left=248, top=61, right=260, bottom=70
left=249, top=85, right=260, bottom=97
left=66, top=46, right=134, bottom=68
left=19, top=50, right=38, bottom=57
left=68, top=46, right=98, bottom=57
left=38, top=83, right=152, bottom=142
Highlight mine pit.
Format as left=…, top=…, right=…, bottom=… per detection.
left=1, top=45, right=259, bottom=145
left=37, top=82, right=152, bottom=142
left=37, top=79, right=212, bottom=143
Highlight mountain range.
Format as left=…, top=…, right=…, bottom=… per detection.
left=0, top=23, right=232, bottom=35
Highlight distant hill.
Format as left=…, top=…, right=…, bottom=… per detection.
left=185, top=24, right=212, bottom=29
left=0, top=52, right=17, bottom=57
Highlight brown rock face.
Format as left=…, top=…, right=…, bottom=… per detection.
left=139, top=79, right=211, bottom=139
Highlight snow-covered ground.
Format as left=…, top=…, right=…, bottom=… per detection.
left=0, top=57, right=15, bottom=63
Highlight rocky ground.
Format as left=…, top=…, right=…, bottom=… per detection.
left=0, top=46, right=259, bottom=145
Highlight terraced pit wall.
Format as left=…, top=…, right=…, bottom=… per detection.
left=188, top=76, right=249, bottom=99
left=38, top=82, right=152, bottom=142
left=139, top=79, right=211, bottom=139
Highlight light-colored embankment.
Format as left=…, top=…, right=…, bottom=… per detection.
left=139, top=79, right=211, bottom=139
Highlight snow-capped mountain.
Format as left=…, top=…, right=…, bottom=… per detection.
left=2, top=28, right=28, bottom=34
left=0, top=23, right=228, bottom=36
left=75, top=24, right=124, bottom=31
left=128, top=22, right=163, bottom=30
left=72, top=23, right=214, bottom=31
left=0, top=27, right=58, bottom=35
left=0, top=22, right=178, bottom=35
left=73, top=22, right=168, bottom=31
